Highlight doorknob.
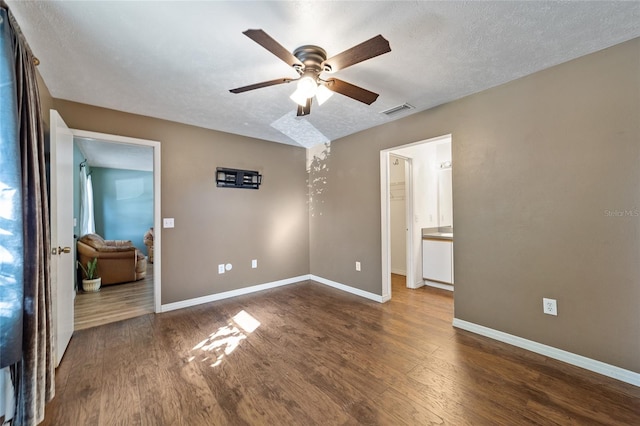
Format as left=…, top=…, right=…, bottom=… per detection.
left=56, top=246, right=71, bottom=255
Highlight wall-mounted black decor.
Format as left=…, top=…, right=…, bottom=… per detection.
left=216, top=167, right=262, bottom=189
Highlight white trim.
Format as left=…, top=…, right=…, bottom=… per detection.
left=71, top=129, right=162, bottom=313
left=152, top=143, right=161, bottom=313
left=380, top=152, right=392, bottom=301
left=161, top=275, right=309, bottom=312
left=310, top=275, right=386, bottom=303
left=390, top=268, right=406, bottom=276
left=424, top=280, right=453, bottom=292
left=452, top=318, right=640, bottom=387
left=72, top=129, right=160, bottom=147
left=161, top=274, right=389, bottom=313
left=404, top=157, right=416, bottom=289
left=380, top=134, right=453, bottom=299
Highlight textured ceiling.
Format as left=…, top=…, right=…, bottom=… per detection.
left=7, top=1, right=640, bottom=148
left=75, top=137, right=153, bottom=172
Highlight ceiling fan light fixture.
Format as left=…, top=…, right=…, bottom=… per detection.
left=231, top=30, right=392, bottom=115
left=296, top=76, right=318, bottom=98
left=290, top=88, right=309, bottom=107
left=291, top=75, right=320, bottom=106
left=316, top=84, right=334, bottom=106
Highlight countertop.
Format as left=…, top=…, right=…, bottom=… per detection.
left=422, top=228, right=453, bottom=241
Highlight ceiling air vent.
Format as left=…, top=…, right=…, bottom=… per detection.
left=380, top=103, right=414, bottom=116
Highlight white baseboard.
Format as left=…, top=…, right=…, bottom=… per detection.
left=390, top=268, right=406, bottom=276
left=161, top=275, right=310, bottom=312
left=453, top=318, right=640, bottom=387
left=407, top=279, right=425, bottom=290
left=424, top=280, right=454, bottom=292
left=161, top=274, right=388, bottom=313
left=310, top=275, right=385, bottom=303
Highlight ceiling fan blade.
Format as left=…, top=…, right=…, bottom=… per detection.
left=243, top=29, right=303, bottom=68
left=325, top=78, right=379, bottom=105
left=229, top=78, right=294, bottom=94
left=297, top=98, right=312, bottom=117
left=323, top=35, right=391, bottom=72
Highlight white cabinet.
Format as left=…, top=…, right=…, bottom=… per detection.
left=422, top=239, right=454, bottom=284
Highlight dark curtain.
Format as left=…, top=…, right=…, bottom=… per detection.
left=1, top=3, right=55, bottom=425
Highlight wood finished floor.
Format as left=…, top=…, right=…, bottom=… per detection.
left=46, top=275, right=639, bottom=425
left=74, top=263, right=154, bottom=330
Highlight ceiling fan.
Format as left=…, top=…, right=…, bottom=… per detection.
left=229, top=29, right=391, bottom=116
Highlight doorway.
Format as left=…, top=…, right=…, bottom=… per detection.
left=380, top=134, right=452, bottom=299
left=70, top=129, right=162, bottom=326
left=389, top=154, right=408, bottom=277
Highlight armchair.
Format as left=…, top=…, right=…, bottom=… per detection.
left=77, top=233, right=147, bottom=286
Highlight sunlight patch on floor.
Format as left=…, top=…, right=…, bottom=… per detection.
left=190, top=310, right=261, bottom=367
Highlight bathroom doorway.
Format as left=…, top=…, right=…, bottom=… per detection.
left=380, top=134, right=452, bottom=299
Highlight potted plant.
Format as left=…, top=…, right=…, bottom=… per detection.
left=78, top=257, right=101, bottom=292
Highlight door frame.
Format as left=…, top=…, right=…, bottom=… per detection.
left=381, top=149, right=417, bottom=299
left=71, top=129, right=162, bottom=312
left=386, top=154, right=414, bottom=286
left=380, top=134, right=452, bottom=299
left=50, top=110, right=75, bottom=366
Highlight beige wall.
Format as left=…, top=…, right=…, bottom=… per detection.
left=310, top=38, right=640, bottom=372
left=48, top=100, right=309, bottom=304
left=36, top=38, right=639, bottom=372
left=36, top=70, right=53, bottom=125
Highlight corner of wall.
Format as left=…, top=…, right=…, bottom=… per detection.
left=36, top=69, right=53, bottom=127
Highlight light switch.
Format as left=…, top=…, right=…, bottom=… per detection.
left=163, top=218, right=175, bottom=228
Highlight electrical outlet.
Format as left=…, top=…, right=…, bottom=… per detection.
left=163, top=218, right=175, bottom=228
left=355, top=261, right=361, bottom=271
left=218, top=264, right=225, bottom=274
left=252, top=259, right=257, bottom=269
left=543, top=298, right=557, bottom=316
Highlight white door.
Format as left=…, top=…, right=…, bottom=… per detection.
left=50, top=109, right=75, bottom=366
